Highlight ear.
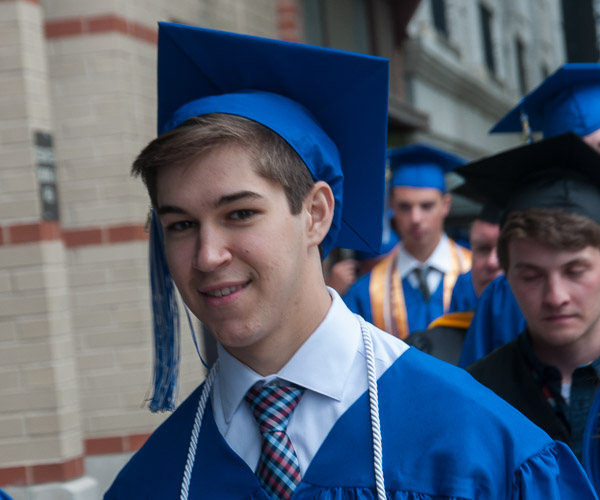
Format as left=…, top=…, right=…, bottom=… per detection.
left=304, top=181, right=335, bottom=247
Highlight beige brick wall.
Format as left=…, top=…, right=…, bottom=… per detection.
left=0, top=241, right=84, bottom=468
left=0, top=0, right=88, bottom=474
left=47, top=32, right=155, bottom=228
left=0, top=0, right=288, bottom=491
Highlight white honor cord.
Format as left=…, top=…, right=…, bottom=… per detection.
left=358, top=315, right=387, bottom=500
left=179, top=320, right=386, bottom=500
left=180, top=361, right=218, bottom=500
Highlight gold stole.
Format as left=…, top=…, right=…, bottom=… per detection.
left=427, top=311, right=475, bottom=330
left=369, top=240, right=472, bottom=339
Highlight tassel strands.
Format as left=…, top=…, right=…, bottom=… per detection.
left=148, top=209, right=181, bottom=412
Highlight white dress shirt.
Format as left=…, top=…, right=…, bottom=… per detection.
left=211, top=288, right=408, bottom=474
left=397, top=233, right=454, bottom=295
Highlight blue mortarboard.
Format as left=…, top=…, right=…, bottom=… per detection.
left=157, top=21, right=389, bottom=256
left=490, top=63, right=600, bottom=138
left=147, top=22, right=389, bottom=411
left=353, top=218, right=400, bottom=261
left=388, top=143, right=466, bottom=192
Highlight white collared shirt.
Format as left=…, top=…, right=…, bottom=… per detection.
left=211, top=288, right=408, bottom=474
left=397, top=233, right=453, bottom=294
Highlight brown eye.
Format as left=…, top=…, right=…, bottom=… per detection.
left=230, top=209, right=256, bottom=221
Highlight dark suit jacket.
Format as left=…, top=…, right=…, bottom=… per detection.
left=467, top=335, right=571, bottom=447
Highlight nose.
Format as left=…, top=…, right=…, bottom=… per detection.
left=486, top=249, right=500, bottom=272
left=409, top=206, right=423, bottom=224
left=192, top=226, right=232, bottom=272
left=543, top=274, right=569, bottom=308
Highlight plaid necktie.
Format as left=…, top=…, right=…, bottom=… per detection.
left=245, top=384, right=305, bottom=500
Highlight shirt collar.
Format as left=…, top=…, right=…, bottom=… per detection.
left=216, top=287, right=361, bottom=423
left=520, top=331, right=600, bottom=380
left=396, top=233, right=450, bottom=278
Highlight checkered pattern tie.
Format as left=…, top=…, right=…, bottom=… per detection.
left=245, top=384, right=304, bottom=500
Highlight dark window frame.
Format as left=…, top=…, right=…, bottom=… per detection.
left=479, top=3, right=496, bottom=74
left=431, top=0, right=449, bottom=38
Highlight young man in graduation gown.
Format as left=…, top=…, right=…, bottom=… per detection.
left=463, top=133, right=600, bottom=464
left=343, top=145, right=472, bottom=339
left=404, top=199, right=502, bottom=364
left=105, top=23, right=597, bottom=500
left=448, top=193, right=503, bottom=314
left=459, top=63, right=600, bottom=368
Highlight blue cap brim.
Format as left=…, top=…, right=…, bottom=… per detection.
left=388, top=143, right=466, bottom=192
left=490, top=63, right=600, bottom=138
left=157, top=22, right=389, bottom=255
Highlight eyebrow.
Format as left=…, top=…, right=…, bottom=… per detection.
left=157, top=190, right=264, bottom=216
left=513, top=262, right=541, bottom=270
left=514, top=257, right=591, bottom=271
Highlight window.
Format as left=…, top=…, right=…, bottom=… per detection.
left=541, top=64, right=550, bottom=79
left=302, top=0, right=372, bottom=54
left=515, top=38, right=527, bottom=94
left=479, top=3, right=496, bottom=74
left=431, top=0, right=449, bottom=38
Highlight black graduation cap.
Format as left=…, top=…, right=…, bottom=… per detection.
left=451, top=182, right=502, bottom=225
left=455, top=133, right=600, bottom=225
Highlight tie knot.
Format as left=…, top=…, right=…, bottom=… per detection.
left=414, top=266, right=430, bottom=278
left=245, top=384, right=304, bottom=433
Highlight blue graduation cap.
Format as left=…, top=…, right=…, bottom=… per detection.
left=490, top=63, right=600, bottom=138
left=157, top=21, right=389, bottom=256
left=147, top=22, right=390, bottom=411
left=388, top=143, right=466, bottom=193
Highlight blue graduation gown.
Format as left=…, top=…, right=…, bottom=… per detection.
left=459, top=275, right=526, bottom=368
left=343, top=272, right=445, bottom=334
left=583, top=388, right=600, bottom=497
left=105, top=348, right=596, bottom=499
left=448, top=270, right=478, bottom=313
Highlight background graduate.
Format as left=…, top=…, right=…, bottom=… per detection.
left=459, top=133, right=600, bottom=466
left=343, top=144, right=471, bottom=339
left=460, top=63, right=600, bottom=368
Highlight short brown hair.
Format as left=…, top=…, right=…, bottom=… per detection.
left=132, top=113, right=315, bottom=214
left=497, top=208, right=600, bottom=271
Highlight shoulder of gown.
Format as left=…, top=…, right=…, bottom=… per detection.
left=458, top=274, right=526, bottom=368
left=105, top=342, right=597, bottom=500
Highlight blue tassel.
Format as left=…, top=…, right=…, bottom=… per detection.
left=148, top=209, right=180, bottom=412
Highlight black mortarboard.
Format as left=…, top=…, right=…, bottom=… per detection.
left=451, top=182, right=502, bottom=225
left=455, top=133, right=600, bottom=226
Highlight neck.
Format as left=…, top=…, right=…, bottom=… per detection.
left=404, top=234, right=441, bottom=263
left=228, top=263, right=333, bottom=376
left=530, top=329, right=600, bottom=385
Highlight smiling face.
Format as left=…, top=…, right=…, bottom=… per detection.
left=507, top=237, right=600, bottom=356
left=390, top=186, right=451, bottom=261
left=155, top=144, right=333, bottom=374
